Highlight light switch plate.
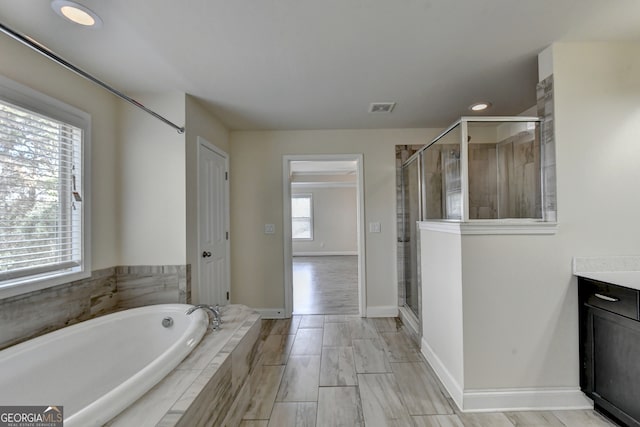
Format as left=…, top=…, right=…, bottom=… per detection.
left=369, top=222, right=381, bottom=233
left=264, top=224, right=275, bottom=234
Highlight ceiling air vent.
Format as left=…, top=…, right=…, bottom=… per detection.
left=368, top=102, right=396, bottom=113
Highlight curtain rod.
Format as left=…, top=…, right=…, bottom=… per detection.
left=0, top=21, right=185, bottom=134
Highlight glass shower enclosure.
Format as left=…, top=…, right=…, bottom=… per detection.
left=399, top=156, right=421, bottom=318
left=397, top=116, right=553, bottom=332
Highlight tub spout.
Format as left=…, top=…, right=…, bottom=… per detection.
left=186, top=304, right=222, bottom=330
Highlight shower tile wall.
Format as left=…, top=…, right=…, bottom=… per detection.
left=0, top=264, right=190, bottom=350
left=496, top=133, right=541, bottom=218
left=468, top=144, right=498, bottom=219
left=537, top=75, right=557, bottom=222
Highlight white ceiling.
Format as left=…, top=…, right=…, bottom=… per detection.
left=1, top=1, right=639, bottom=130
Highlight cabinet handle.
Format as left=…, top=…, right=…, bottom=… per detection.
left=594, top=293, right=620, bottom=302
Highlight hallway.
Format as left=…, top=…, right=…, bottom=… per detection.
left=293, top=256, right=359, bottom=315
left=240, top=316, right=615, bottom=427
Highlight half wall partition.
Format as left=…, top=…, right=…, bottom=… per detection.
left=397, top=116, right=556, bottom=341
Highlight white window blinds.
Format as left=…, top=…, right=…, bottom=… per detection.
left=0, top=99, right=84, bottom=283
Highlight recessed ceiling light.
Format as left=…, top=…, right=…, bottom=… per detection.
left=51, top=0, right=102, bottom=28
left=469, top=102, right=491, bottom=112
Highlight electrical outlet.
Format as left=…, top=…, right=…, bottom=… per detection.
left=264, top=224, right=275, bottom=234
left=369, top=222, right=381, bottom=233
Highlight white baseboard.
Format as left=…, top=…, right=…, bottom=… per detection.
left=292, top=251, right=358, bottom=256
left=253, top=308, right=286, bottom=319
left=462, top=387, right=592, bottom=412
left=398, top=306, right=420, bottom=337
left=366, top=305, right=398, bottom=317
left=420, top=338, right=592, bottom=412
left=420, top=337, right=464, bottom=409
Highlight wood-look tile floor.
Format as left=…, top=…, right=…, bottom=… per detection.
left=241, top=316, right=617, bottom=427
left=293, top=256, right=359, bottom=315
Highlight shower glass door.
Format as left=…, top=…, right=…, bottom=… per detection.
left=400, top=156, right=421, bottom=318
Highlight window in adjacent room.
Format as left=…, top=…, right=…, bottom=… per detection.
left=0, top=76, right=91, bottom=295
left=291, top=194, right=313, bottom=240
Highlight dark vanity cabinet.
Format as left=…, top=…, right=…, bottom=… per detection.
left=579, top=277, right=640, bottom=427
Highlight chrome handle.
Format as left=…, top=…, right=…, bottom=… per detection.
left=594, top=293, right=620, bottom=302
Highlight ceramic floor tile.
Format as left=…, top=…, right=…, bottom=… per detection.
left=268, top=402, right=317, bottom=427
left=551, top=410, right=618, bottom=426
left=262, top=334, right=295, bottom=365
left=240, top=421, right=269, bottom=427
left=275, top=355, right=320, bottom=402
left=504, top=411, right=565, bottom=426
left=322, top=321, right=352, bottom=347
left=457, top=412, right=515, bottom=427
left=290, top=328, right=323, bottom=355
left=357, top=373, right=413, bottom=426
left=381, top=331, right=423, bottom=362
left=243, top=365, right=285, bottom=420
left=348, top=317, right=381, bottom=339
left=324, top=314, right=359, bottom=323
left=391, top=362, right=454, bottom=415
left=371, top=317, right=399, bottom=332
left=412, top=415, right=465, bottom=427
left=316, top=386, right=364, bottom=427
left=319, top=346, right=358, bottom=386
left=270, top=317, right=301, bottom=335
left=352, top=338, right=391, bottom=373
left=299, top=315, right=325, bottom=329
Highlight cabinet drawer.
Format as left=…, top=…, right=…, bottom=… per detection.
left=585, top=280, right=639, bottom=320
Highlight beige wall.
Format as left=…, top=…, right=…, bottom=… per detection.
left=461, top=234, right=578, bottom=390
left=185, top=95, right=230, bottom=302
left=423, top=42, right=640, bottom=403
left=0, top=36, right=119, bottom=270
left=420, top=227, right=464, bottom=394
left=463, top=44, right=640, bottom=390
left=292, top=186, right=357, bottom=254
left=229, top=129, right=440, bottom=311
left=0, top=37, right=229, bottom=304
left=117, top=92, right=186, bottom=265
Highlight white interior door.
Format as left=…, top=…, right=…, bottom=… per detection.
left=198, top=141, right=229, bottom=306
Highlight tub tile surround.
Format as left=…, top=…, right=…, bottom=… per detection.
left=0, top=267, right=117, bottom=350
left=107, top=304, right=262, bottom=427
left=0, top=264, right=190, bottom=350
left=116, top=265, right=190, bottom=309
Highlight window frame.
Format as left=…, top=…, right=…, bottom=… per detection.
left=291, top=193, right=313, bottom=241
left=0, top=75, right=92, bottom=299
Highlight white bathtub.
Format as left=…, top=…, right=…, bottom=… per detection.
left=0, top=304, right=209, bottom=427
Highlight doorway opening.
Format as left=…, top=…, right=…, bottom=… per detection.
left=283, top=154, right=366, bottom=318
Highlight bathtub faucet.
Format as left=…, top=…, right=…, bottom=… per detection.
left=186, top=304, right=222, bottom=330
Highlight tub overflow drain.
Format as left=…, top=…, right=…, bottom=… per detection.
left=162, top=317, right=174, bottom=328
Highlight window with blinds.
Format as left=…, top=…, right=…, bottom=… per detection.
left=0, top=98, right=84, bottom=285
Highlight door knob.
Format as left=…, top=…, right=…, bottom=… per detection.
left=202, top=251, right=212, bottom=258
